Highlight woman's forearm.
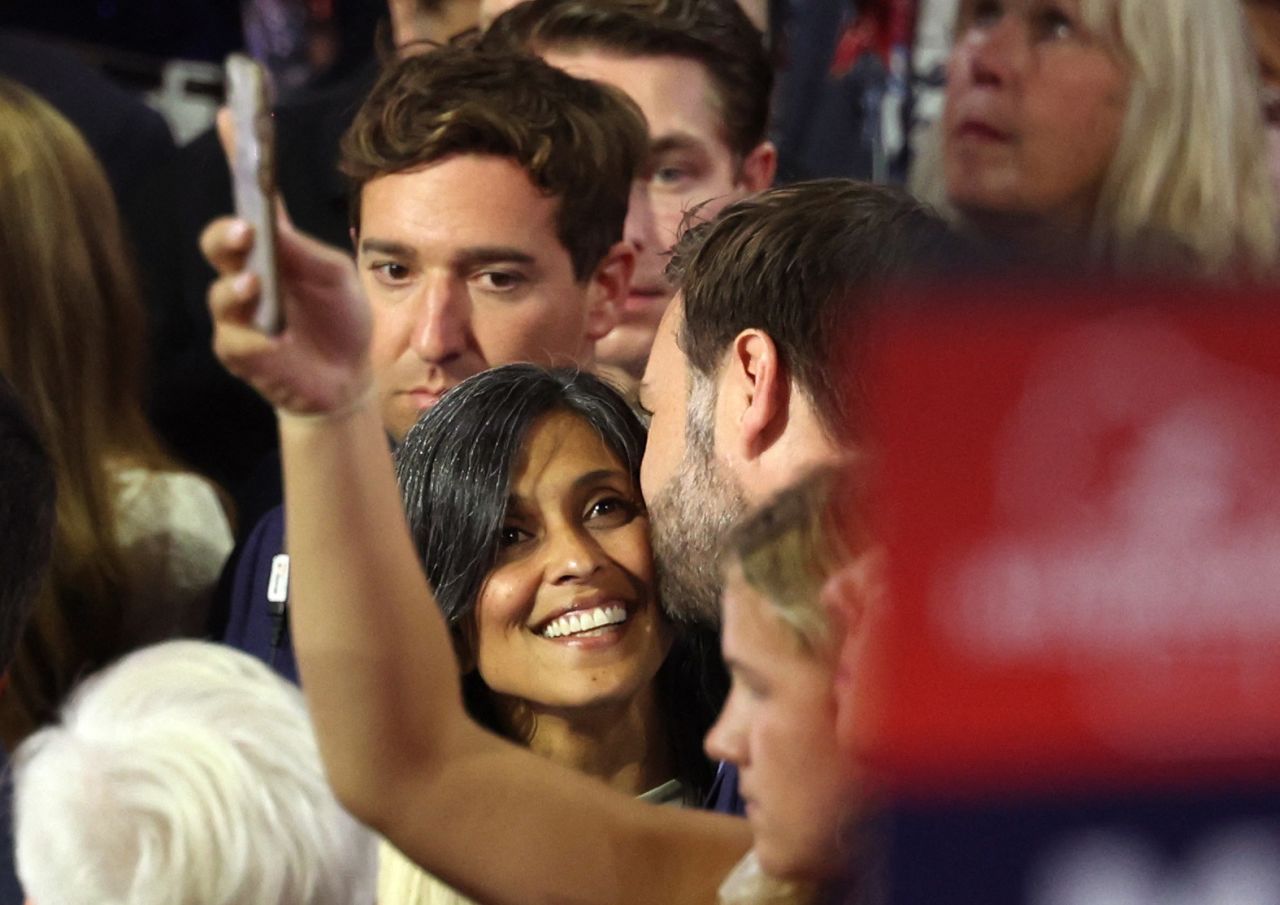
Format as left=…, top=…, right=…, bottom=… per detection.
left=279, top=398, right=467, bottom=818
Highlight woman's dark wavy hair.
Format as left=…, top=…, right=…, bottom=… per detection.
left=395, top=365, right=720, bottom=802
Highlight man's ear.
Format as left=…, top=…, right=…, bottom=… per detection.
left=738, top=140, right=778, bottom=192
left=348, top=225, right=359, bottom=254
left=721, top=328, right=785, bottom=462
left=584, top=240, right=634, bottom=342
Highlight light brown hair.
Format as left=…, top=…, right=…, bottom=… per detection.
left=0, top=78, right=178, bottom=739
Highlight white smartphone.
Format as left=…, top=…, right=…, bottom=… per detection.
left=225, top=53, right=281, bottom=334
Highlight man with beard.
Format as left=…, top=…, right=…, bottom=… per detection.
left=640, top=179, right=948, bottom=624
left=635, top=180, right=950, bottom=809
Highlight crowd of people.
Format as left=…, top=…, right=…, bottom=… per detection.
left=0, top=0, right=1276, bottom=903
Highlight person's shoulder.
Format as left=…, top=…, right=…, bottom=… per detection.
left=113, top=466, right=232, bottom=545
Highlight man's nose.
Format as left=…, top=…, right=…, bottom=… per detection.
left=411, top=274, right=468, bottom=362
left=624, top=179, right=660, bottom=256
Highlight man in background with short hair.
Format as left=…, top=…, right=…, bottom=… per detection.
left=635, top=180, right=952, bottom=810
left=483, top=0, right=778, bottom=381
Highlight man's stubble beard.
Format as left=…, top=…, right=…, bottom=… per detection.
left=648, top=381, right=748, bottom=629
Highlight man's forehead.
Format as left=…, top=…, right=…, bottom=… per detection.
left=356, top=155, right=568, bottom=257
left=540, top=47, right=731, bottom=149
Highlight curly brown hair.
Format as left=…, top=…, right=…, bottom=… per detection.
left=340, top=45, right=647, bottom=280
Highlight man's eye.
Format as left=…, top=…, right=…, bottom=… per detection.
left=371, top=261, right=411, bottom=283
left=474, top=270, right=526, bottom=292
left=653, top=166, right=688, bottom=186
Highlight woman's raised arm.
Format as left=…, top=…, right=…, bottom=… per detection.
left=202, top=210, right=749, bottom=905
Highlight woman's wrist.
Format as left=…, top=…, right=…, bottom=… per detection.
left=276, top=379, right=378, bottom=427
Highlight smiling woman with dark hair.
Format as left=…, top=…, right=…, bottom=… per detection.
left=380, top=364, right=720, bottom=903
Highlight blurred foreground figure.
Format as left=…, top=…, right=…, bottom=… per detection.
left=12, top=641, right=377, bottom=905
left=916, top=0, right=1277, bottom=277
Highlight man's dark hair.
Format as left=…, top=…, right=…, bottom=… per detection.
left=668, top=179, right=953, bottom=444
left=395, top=364, right=719, bottom=802
left=481, top=0, right=773, bottom=159
left=340, top=45, right=647, bottom=280
left=0, top=376, right=55, bottom=673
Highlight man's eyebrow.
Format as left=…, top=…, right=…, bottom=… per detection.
left=650, top=133, right=709, bottom=156
left=453, top=247, right=538, bottom=269
left=358, top=238, right=417, bottom=260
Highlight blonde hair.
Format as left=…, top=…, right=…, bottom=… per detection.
left=918, top=0, right=1278, bottom=278
left=0, top=78, right=177, bottom=737
left=725, top=466, right=869, bottom=656
left=1084, top=0, right=1277, bottom=276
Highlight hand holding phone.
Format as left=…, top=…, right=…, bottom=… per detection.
left=225, top=53, right=281, bottom=334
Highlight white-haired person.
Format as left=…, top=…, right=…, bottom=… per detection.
left=10, top=640, right=377, bottom=905
left=913, top=0, right=1278, bottom=278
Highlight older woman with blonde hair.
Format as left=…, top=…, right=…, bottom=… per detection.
left=914, top=0, right=1278, bottom=278
left=0, top=78, right=233, bottom=746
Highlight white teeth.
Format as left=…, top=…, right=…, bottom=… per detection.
left=540, top=605, right=628, bottom=639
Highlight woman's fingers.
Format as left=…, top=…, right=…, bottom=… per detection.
left=200, top=216, right=255, bottom=276
left=208, top=270, right=260, bottom=326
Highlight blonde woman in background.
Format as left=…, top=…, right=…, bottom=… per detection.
left=913, top=0, right=1278, bottom=278
left=0, top=79, right=233, bottom=747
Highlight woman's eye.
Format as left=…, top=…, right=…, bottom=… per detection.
left=966, top=0, right=1003, bottom=26
left=1034, top=5, right=1076, bottom=40
left=585, top=496, right=638, bottom=527
left=499, top=524, right=532, bottom=548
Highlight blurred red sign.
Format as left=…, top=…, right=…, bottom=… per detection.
left=862, top=281, right=1280, bottom=798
